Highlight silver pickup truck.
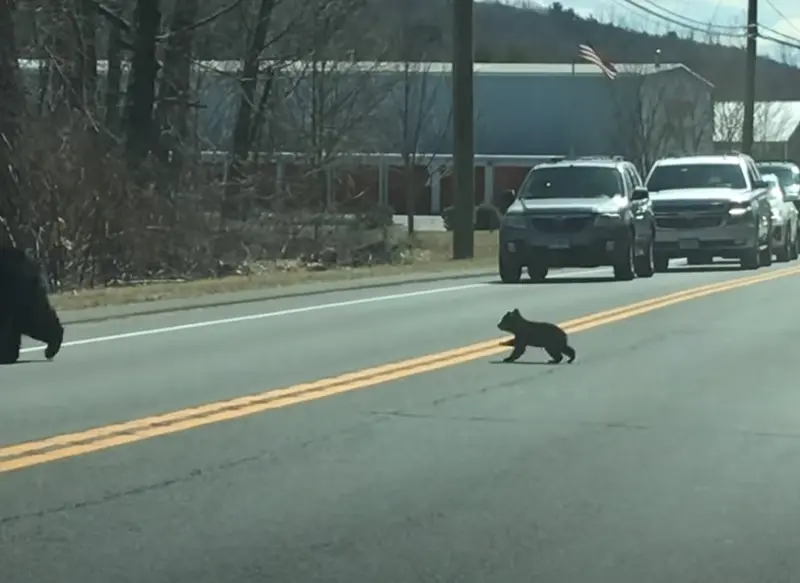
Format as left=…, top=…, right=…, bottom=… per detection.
left=643, top=153, right=773, bottom=271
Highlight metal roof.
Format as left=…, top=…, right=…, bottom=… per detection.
left=714, top=101, right=800, bottom=143
left=538, top=156, right=629, bottom=168
left=15, top=58, right=712, bottom=86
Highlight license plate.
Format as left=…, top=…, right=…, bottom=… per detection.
left=548, top=240, right=570, bottom=249
left=679, top=239, right=699, bottom=250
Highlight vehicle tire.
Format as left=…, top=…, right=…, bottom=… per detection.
left=776, top=234, right=791, bottom=262
left=527, top=263, right=548, bottom=282
left=759, top=242, right=773, bottom=266
left=740, top=245, right=760, bottom=270
left=613, top=233, right=636, bottom=281
left=654, top=253, right=669, bottom=272
left=499, top=255, right=522, bottom=283
left=634, top=236, right=655, bottom=278
left=792, top=233, right=800, bottom=260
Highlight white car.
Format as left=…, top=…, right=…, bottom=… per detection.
left=761, top=173, right=799, bottom=262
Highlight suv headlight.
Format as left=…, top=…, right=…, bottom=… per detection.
left=594, top=212, right=623, bottom=227
left=502, top=213, right=527, bottom=229
left=728, top=203, right=752, bottom=216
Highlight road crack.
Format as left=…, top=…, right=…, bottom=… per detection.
left=1, top=417, right=394, bottom=526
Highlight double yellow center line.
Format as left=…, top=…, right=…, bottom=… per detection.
left=2, top=265, right=799, bottom=474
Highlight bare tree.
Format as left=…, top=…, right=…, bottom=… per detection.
left=381, top=14, right=450, bottom=235
left=608, top=64, right=714, bottom=175
left=0, top=0, right=424, bottom=293
left=777, top=43, right=799, bottom=68
left=156, top=0, right=200, bottom=178
left=714, top=100, right=796, bottom=158
left=124, top=0, right=161, bottom=160
left=271, top=0, right=395, bottom=211
left=394, top=60, right=451, bottom=234
left=0, top=0, right=24, bottom=246
left=221, top=0, right=284, bottom=219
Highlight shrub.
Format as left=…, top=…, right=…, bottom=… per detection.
left=362, top=203, right=395, bottom=229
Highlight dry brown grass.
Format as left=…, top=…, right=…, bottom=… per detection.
left=50, top=231, right=499, bottom=311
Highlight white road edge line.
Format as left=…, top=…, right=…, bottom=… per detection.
left=20, top=267, right=610, bottom=353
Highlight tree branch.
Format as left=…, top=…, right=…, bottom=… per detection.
left=157, top=0, right=245, bottom=41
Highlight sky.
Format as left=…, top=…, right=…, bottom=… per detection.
left=506, top=0, right=800, bottom=61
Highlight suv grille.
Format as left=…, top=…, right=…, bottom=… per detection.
left=531, top=216, right=593, bottom=233
left=656, top=215, right=723, bottom=229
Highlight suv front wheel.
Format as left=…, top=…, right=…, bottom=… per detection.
left=613, top=233, right=636, bottom=281
left=633, top=233, right=655, bottom=278
left=527, top=263, right=548, bottom=282
left=499, top=254, right=522, bottom=283
left=740, top=242, right=760, bottom=270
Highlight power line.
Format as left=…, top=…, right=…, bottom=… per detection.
left=759, top=32, right=800, bottom=51
left=635, top=0, right=744, bottom=32
left=762, top=0, right=800, bottom=39
left=612, top=0, right=745, bottom=39
left=757, top=23, right=800, bottom=47
left=615, top=0, right=800, bottom=50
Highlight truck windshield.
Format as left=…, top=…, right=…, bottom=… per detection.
left=519, top=166, right=623, bottom=199
left=757, top=166, right=795, bottom=188
left=646, top=163, right=747, bottom=191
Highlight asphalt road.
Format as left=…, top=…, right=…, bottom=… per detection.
left=3, top=260, right=800, bottom=582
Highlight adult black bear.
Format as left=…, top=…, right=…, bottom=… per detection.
left=0, top=247, right=64, bottom=364
left=496, top=308, right=576, bottom=364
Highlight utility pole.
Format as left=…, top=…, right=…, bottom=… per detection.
left=451, top=0, right=474, bottom=259
left=742, top=0, right=757, bottom=154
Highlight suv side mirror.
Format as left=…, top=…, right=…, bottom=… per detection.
left=631, top=186, right=649, bottom=201
left=754, top=180, right=768, bottom=189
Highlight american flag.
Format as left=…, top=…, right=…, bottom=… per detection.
left=578, top=43, right=618, bottom=80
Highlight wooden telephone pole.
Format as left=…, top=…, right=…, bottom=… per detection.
left=742, top=0, right=758, bottom=154
left=451, top=0, right=475, bottom=259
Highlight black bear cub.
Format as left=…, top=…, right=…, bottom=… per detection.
left=496, top=308, right=576, bottom=364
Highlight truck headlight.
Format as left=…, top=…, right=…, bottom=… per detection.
left=728, top=203, right=752, bottom=216
left=502, top=213, right=527, bottom=229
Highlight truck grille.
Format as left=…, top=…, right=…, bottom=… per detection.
left=530, top=216, right=593, bottom=233
left=656, top=215, right=723, bottom=229
left=652, top=202, right=728, bottom=214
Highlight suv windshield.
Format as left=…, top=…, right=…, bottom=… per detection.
left=646, top=163, right=747, bottom=191
left=519, top=166, right=623, bottom=199
left=757, top=165, right=796, bottom=188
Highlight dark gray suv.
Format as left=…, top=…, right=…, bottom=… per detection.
left=498, top=157, right=656, bottom=282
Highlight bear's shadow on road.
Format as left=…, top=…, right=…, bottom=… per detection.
left=488, top=360, right=559, bottom=365
left=0, top=359, right=46, bottom=366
